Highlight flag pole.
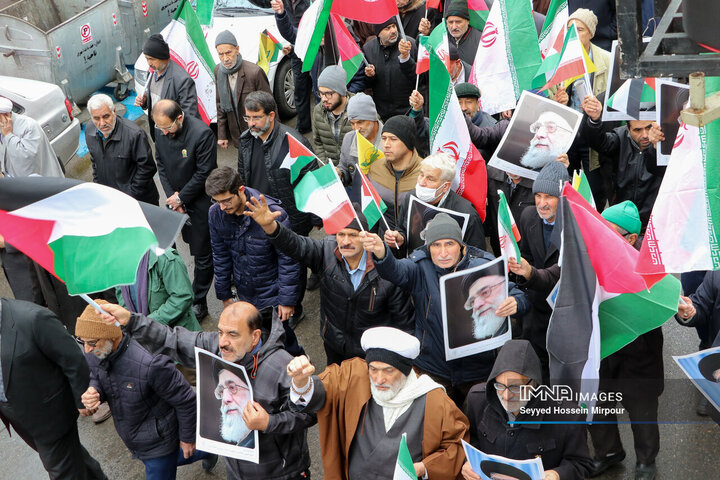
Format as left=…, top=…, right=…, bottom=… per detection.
left=356, top=163, right=399, bottom=249
left=395, top=14, right=407, bottom=41
left=79, top=293, right=120, bottom=327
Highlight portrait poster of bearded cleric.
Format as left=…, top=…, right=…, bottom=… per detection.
left=407, top=196, right=469, bottom=256
left=440, top=257, right=511, bottom=361
left=462, top=440, right=544, bottom=480
left=675, top=346, right=720, bottom=414
left=489, top=91, right=582, bottom=181
left=195, top=347, right=259, bottom=463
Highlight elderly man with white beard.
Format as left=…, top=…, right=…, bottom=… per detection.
left=287, top=327, right=469, bottom=480
left=520, top=112, right=575, bottom=171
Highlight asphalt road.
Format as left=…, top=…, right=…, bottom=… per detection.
left=1, top=110, right=719, bottom=479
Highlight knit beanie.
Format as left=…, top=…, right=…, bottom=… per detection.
left=601, top=200, right=641, bottom=235
left=382, top=115, right=416, bottom=151
left=373, top=16, right=398, bottom=35
left=215, top=30, right=238, bottom=47
left=344, top=203, right=369, bottom=231
left=347, top=93, right=378, bottom=121
left=455, top=82, right=481, bottom=98
left=532, top=161, right=570, bottom=197
left=143, top=34, right=170, bottom=60
left=75, top=299, right=122, bottom=340
left=444, top=0, right=470, bottom=20
left=568, top=8, right=598, bottom=38
left=318, top=65, right=348, bottom=96
left=421, top=212, right=463, bottom=246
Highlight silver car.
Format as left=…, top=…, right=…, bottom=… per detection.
left=0, top=75, right=81, bottom=167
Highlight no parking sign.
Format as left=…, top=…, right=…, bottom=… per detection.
left=80, top=23, right=93, bottom=44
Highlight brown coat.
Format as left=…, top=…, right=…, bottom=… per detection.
left=313, top=357, right=469, bottom=480
left=214, top=61, right=272, bottom=147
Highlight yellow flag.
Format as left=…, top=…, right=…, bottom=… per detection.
left=258, top=30, right=280, bottom=74
left=357, top=131, right=384, bottom=174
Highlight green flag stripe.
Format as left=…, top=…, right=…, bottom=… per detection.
left=539, top=0, right=567, bottom=42
left=291, top=155, right=314, bottom=183
left=294, top=164, right=338, bottom=207
left=302, top=0, right=333, bottom=72
left=341, top=53, right=364, bottom=83
left=703, top=76, right=720, bottom=267
left=362, top=202, right=383, bottom=229
left=175, top=1, right=216, bottom=70
left=397, top=436, right=415, bottom=478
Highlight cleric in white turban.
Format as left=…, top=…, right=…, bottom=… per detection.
left=286, top=326, right=469, bottom=479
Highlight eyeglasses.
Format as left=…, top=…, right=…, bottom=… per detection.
left=155, top=117, right=179, bottom=132
left=212, top=194, right=236, bottom=207
left=493, top=379, right=531, bottom=394
left=75, top=337, right=100, bottom=348
left=214, top=382, right=249, bottom=400
left=318, top=90, right=336, bottom=99
left=464, top=280, right=504, bottom=309
left=529, top=121, right=572, bottom=134
left=243, top=114, right=266, bottom=122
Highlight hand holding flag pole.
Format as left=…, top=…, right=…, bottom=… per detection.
left=355, top=163, right=399, bottom=249
left=80, top=293, right=120, bottom=326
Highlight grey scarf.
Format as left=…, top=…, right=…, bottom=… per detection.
left=217, top=55, right=243, bottom=113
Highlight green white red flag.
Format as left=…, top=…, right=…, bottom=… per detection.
left=330, top=14, right=364, bottom=83
left=295, top=0, right=334, bottom=72
left=280, top=133, right=317, bottom=183
left=497, top=191, right=521, bottom=262
left=468, top=0, right=490, bottom=32
left=294, top=163, right=355, bottom=234
left=0, top=178, right=186, bottom=295
left=161, top=0, right=217, bottom=124
left=331, top=0, right=397, bottom=24
left=427, top=23, right=453, bottom=72
left=538, top=0, right=568, bottom=60
left=417, top=35, right=431, bottom=74
left=468, top=0, right=542, bottom=115
left=637, top=121, right=720, bottom=276
left=429, top=39, right=487, bottom=221
left=356, top=168, right=387, bottom=230
left=393, top=434, right=415, bottom=480
left=534, top=22, right=596, bottom=91
left=548, top=185, right=680, bottom=417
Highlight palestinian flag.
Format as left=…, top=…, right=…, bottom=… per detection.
left=606, top=78, right=656, bottom=120
left=637, top=120, right=720, bottom=276
left=497, top=190, right=521, bottom=262
left=352, top=169, right=387, bottom=230
left=534, top=22, right=596, bottom=91
left=258, top=29, right=281, bottom=74
left=468, top=0, right=489, bottom=32
left=295, top=0, right=333, bottom=72
left=416, top=35, right=431, bottom=75
left=0, top=178, right=186, bottom=295
left=393, top=434, right=415, bottom=480
left=158, top=0, right=217, bottom=124
left=429, top=37, right=487, bottom=221
left=331, top=0, right=398, bottom=24
left=294, top=163, right=355, bottom=234
left=279, top=133, right=317, bottom=183
left=538, top=0, right=568, bottom=60
left=468, top=0, right=542, bottom=115
left=330, top=14, right=364, bottom=83
left=357, top=130, right=384, bottom=174
left=548, top=186, right=681, bottom=417
left=572, top=169, right=595, bottom=208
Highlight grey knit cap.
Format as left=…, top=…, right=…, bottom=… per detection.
left=318, top=65, right=347, bottom=96
left=421, top=213, right=463, bottom=246
left=532, top=161, right=570, bottom=197
left=215, top=30, right=238, bottom=47
left=347, top=93, right=377, bottom=121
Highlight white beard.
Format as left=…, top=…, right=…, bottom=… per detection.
left=370, top=376, right=407, bottom=403
left=520, top=142, right=565, bottom=169
left=497, top=389, right=530, bottom=416
left=472, top=309, right=505, bottom=340
left=220, top=406, right=252, bottom=444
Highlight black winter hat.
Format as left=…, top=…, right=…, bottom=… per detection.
left=143, top=33, right=169, bottom=60
left=382, top=115, right=416, bottom=151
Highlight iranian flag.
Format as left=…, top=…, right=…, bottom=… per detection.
left=0, top=178, right=186, bottom=295
left=330, top=14, right=364, bottom=83
left=355, top=169, right=388, bottom=230
left=427, top=23, right=453, bottom=72
left=258, top=29, right=281, bottom=74
left=534, top=22, right=596, bottom=91
left=468, top=0, right=490, bottom=32
left=331, top=0, right=398, bottom=24
left=429, top=39, right=487, bottom=221
left=572, top=169, right=595, bottom=208
left=538, top=0, right=569, bottom=60
left=161, top=0, right=216, bottom=124
left=497, top=190, right=521, bottom=262
left=294, top=163, right=355, bottom=234
left=393, top=434, right=415, bottom=480
left=468, top=0, right=542, bottom=115
left=416, top=36, right=431, bottom=75
left=295, top=0, right=334, bottom=72
left=548, top=186, right=681, bottom=417
left=637, top=121, right=720, bottom=276
left=280, top=133, right=317, bottom=183
left=606, top=78, right=657, bottom=120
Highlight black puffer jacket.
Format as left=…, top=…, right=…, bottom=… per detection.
left=238, top=123, right=316, bottom=235
left=87, top=335, right=196, bottom=460
left=465, top=340, right=592, bottom=480
left=267, top=221, right=413, bottom=360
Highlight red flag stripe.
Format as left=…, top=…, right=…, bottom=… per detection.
left=0, top=210, right=57, bottom=277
